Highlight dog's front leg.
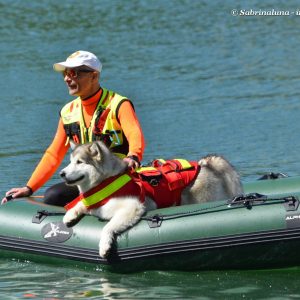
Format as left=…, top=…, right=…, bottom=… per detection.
left=99, top=225, right=115, bottom=258
left=63, top=201, right=87, bottom=226
left=98, top=200, right=145, bottom=258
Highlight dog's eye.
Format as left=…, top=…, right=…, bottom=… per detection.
left=76, top=160, right=83, bottom=164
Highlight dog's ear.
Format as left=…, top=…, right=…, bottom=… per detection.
left=69, top=140, right=77, bottom=151
left=89, top=142, right=103, bottom=161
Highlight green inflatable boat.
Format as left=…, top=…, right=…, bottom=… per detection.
left=1, top=175, right=300, bottom=273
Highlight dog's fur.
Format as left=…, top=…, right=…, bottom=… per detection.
left=60, top=141, right=243, bottom=258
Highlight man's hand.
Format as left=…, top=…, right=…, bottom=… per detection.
left=1, top=186, right=33, bottom=205
left=123, top=155, right=140, bottom=169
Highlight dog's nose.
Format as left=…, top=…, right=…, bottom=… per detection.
left=60, top=170, right=66, bottom=178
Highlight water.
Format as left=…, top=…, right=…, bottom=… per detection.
left=0, top=262, right=299, bottom=300
left=1, top=0, right=300, bottom=298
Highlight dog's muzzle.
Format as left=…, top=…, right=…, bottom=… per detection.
left=60, top=171, right=84, bottom=185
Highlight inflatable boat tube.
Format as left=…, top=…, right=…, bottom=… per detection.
left=1, top=176, right=300, bottom=273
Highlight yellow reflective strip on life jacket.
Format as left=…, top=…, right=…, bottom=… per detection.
left=136, top=166, right=157, bottom=173
left=82, top=174, right=132, bottom=207
left=174, top=159, right=192, bottom=169
left=157, top=159, right=166, bottom=164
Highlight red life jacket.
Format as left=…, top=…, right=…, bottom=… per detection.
left=65, top=159, right=200, bottom=210
left=134, top=159, right=200, bottom=208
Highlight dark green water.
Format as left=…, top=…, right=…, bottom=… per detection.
left=1, top=0, right=300, bottom=298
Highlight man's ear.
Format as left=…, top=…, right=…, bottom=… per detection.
left=89, top=142, right=103, bottom=161
left=69, top=140, right=77, bottom=151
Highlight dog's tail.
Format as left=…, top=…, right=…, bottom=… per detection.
left=198, top=155, right=243, bottom=197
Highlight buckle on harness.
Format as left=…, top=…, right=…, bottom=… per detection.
left=139, top=173, right=162, bottom=186
left=149, top=178, right=159, bottom=186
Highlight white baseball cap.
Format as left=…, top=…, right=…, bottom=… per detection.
left=53, top=50, right=102, bottom=72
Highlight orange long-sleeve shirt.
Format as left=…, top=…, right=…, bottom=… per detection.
left=27, top=89, right=145, bottom=192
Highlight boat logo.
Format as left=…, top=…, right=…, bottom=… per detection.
left=286, top=213, right=300, bottom=229
left=286, top=215, right=300, bottom=221
left=41, top=221, right=73, bottom=243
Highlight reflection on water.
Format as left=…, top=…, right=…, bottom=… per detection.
left=1, top=259, right=300, bottom=299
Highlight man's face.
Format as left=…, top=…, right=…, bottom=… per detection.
left=63, top=67, right=97, bottom=99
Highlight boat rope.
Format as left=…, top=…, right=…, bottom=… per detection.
left=31, top=194, right=299, bottom=227
left=141, top=202, right=229, bottom=228
left=141, top=194, right=299, bottom=228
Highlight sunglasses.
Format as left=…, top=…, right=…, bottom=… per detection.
left=63, top=68, right=94, bottom=79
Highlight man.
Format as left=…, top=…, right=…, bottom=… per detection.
left=2, top=50, right=145, bottom=206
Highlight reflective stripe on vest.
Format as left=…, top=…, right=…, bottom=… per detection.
left=82, top=174, right=132, bottom=207
left=136, top=158, right=194, bottom=175
left=173, top=159, right=193, bottom=169
left=64, top=173, right=138, bottom=211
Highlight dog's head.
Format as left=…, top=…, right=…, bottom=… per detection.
left=60, top=141, right=126, bottom=192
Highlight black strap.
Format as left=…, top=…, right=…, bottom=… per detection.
left=64, top=123, right=81, bottom=143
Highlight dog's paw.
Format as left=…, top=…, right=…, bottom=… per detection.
left=99, top=234, right=113, bottom=258
left=63, top=210, right=78, bottom=226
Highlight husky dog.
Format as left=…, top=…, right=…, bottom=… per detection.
left=60, top=141, right=243, bottom=258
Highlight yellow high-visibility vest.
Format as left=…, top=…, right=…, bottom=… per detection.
left=60, top=87, right=132, bottom=156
